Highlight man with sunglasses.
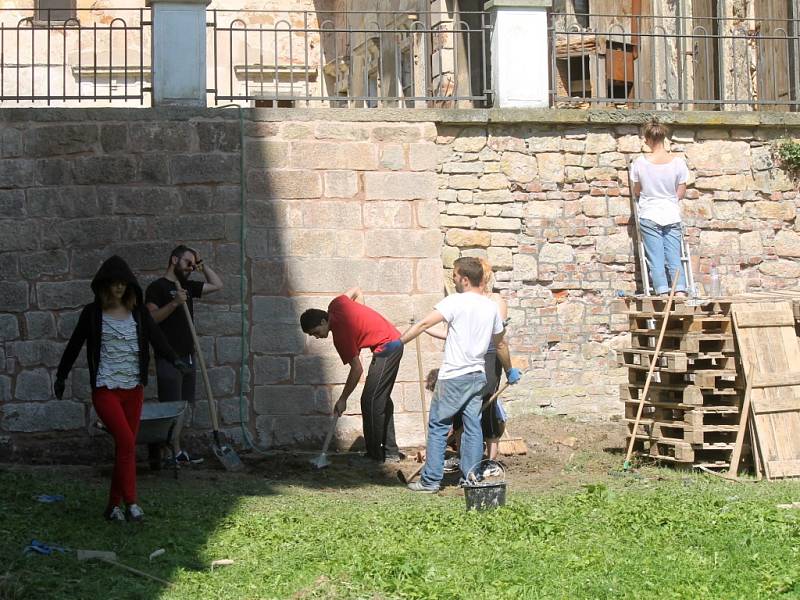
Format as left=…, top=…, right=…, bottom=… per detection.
left=145, top=245, right=223, bottom=466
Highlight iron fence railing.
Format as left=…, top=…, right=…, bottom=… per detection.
left=550, top=11, right=800, bottom=111
left=0, top=8, right=150, bottom=106
left=207, top=10, right=491, bottom=108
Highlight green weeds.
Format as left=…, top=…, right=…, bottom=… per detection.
left=1, top=467, right=799, bottom=599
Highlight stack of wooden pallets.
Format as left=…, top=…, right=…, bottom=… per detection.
left=619, top=297, right=743, bottom=471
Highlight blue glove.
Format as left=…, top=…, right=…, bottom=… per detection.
left=506, top=368, right=521, bottom=385
left=378, top=339, right=403, bottom=355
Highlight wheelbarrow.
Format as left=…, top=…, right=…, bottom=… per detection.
left=94, top=401, right=186, bottom=479
left=137, top=401, right=186, bottom=479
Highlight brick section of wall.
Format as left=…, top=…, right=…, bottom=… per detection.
left=245, top=119, right=442, bottom=449
left=435, top=123, right=797, bottom=419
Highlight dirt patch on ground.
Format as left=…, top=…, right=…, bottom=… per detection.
left=3, top=414, right=629, bottom=499
left=234, top=413, right=629, bottom=497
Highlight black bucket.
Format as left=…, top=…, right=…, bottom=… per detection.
left=462, top=460, right=507, bottom=511
left=463, top=481, right=507, bottom=511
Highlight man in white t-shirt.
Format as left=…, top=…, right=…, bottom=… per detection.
left=382, top=257, right=521, bottom=492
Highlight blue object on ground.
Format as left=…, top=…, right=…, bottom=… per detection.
left=33, top=494, right=65, bottom=503
left=24, top=540, right=67, bottom=556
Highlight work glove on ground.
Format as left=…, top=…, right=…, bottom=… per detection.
left=174, top=360, right=192, bottom=377
left=54, top=378, right=65, bottom=400
left=506, top=368, right=521, bottom=385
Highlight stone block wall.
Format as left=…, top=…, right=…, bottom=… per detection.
left=432, top=112, right=799, bottom=419
left=2, top=107, right=800, bottom=459
left=0, top=108, right=444, bottom=458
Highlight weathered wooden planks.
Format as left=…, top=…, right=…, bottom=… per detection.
left=732, top=302, right=800, bottom=480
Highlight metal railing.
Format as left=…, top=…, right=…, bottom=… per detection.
left=208, top=10, right=491, bottom=108
left=550, top=11, right=800, bottom=111
left=0, top=8, right=150, bottom=106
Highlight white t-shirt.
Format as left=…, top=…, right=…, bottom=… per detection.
left=435, top=292, right=504, bottom=380
left=630, top=156, right=689, bottom=226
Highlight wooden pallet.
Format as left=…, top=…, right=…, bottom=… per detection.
left=628, top=297, right=735, bottom=317
left=621, top=383, right=741, bottom=406
left=630, top=331, right=735, bottom=353
left=623, top=401, right=740, bottom=424
left=629, top=313, right=733, bottom=335
left=617, top=348, right=736, bottom=372
left=626, top=420, right=739, bottom=445
left=627, top=368, right=738, bottom=390
left=732, top=303, right=800, bottom=480
left=629, top=437, right=735, bottom=464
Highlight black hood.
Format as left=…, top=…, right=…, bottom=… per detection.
left=91, top=255, right=143, bottom=304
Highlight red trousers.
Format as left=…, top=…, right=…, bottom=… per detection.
left=92, top=386, right=143, bottom=507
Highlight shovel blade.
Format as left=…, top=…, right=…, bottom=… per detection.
left=310, top=453, right=330, bottom=469
left=213, top=443, right=244, bottom=472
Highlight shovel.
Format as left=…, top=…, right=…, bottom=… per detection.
left=181, top=302, right=244, bottom=472
left=77, top=550, right=172, bottom=586
left=310, top=414, right=339, bottom=469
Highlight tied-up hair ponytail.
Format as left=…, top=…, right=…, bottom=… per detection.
left=641, top=118, right=669, bottom=145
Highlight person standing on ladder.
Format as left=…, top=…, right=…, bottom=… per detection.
left=630, top=119, right=690, bottom=297
left=145, top=245, right=224, bottom=467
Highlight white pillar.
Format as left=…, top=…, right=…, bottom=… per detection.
left=148, top=0, right=210, bottom=107
left=486, top=0, right=552, bottom=108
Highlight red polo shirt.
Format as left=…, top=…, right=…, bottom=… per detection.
left=328, top=295, right=401, bottom=364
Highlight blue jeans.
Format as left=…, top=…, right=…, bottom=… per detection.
left=639, top=218, right=686, bottom=294
left=420, top=371, right=486, bottom=488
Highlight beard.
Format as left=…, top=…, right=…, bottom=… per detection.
left=454, top=279, right=464, bottom=293
left=175, top=269, right=190, bottom=286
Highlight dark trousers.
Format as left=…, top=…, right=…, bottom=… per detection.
left=360, top=346, right=403, bottom=461
left=155, top=354, right=196, bottom=403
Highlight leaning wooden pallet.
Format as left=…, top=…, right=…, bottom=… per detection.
left=730, top=302, right=800, bottom=480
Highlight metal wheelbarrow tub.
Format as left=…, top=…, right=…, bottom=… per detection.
left=138, top=401, right=186, bottom=478
left=136, top=401, right=186, bottom=445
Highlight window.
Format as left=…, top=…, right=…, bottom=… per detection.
left=35, top=0, right=77, bottom=23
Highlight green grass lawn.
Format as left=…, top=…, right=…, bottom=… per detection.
left=2, top=464, right=800, bottom=600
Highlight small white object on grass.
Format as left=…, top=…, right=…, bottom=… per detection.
left=211, top=559, right=235, bottom=570
left=149, top=548, right=165, bottom=562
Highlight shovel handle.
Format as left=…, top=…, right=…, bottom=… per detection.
left=480, top=383, right=509, bottom=413
left=398, top=463, right=424, bottom=484
left=320, top=414, right=339, bottom=455
left=180, top=299, right=221, bottom=432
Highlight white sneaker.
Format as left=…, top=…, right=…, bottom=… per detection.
left=126, top=503, right=144, bottom=522
left=104, top=506, right=125, bottom=523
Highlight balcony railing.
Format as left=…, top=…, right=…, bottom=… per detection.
left=550, top=10, right=800, bottom=111
left=207, top=9, right=491, bottom=108
left=0, top=7, right=150, bottom=106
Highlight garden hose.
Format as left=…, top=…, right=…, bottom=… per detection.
left=213, top=104, right=271, bottom=455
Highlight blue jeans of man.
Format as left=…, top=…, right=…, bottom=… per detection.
left=639, top=218, right=686, bottom=294
left=419, top=371, right=486, bottom=488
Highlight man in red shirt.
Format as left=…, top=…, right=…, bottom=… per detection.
left=300, top=287, right=403, bottom=463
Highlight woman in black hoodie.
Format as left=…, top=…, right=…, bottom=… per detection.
left=55, top=256, right=188, bottom=523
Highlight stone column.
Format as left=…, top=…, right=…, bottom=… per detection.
left=485, top=0, right=553, bottom=108
left=148, top=0, right=210, bottom=106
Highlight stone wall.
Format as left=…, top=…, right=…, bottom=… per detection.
left=2, top=107, right=800, bottom=459
left=0, top=108, right=443, bottom=459
left=432, top=112, right=798, bottom=419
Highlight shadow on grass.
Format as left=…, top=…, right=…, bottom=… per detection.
left=0, top=441, right=423, bottom=600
